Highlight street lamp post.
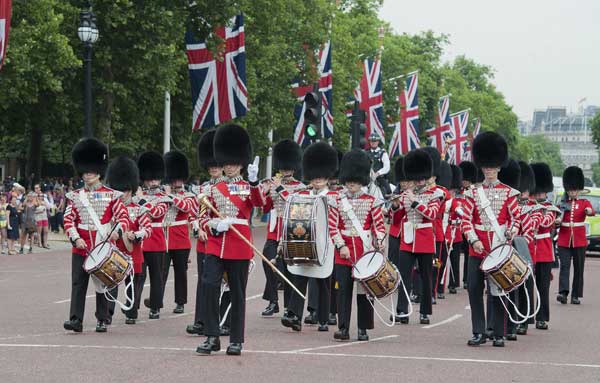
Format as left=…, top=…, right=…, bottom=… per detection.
left=78, top=7, right=99, bottom=138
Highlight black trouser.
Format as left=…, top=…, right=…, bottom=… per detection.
left=335, top=264, right=374, bottom=331
left=375, top=176, right=392, bottom=196
left=107, top=266, right=146, bottom=320
left=388, top=235, right=403, bottom=313
left=202, top=255, right=249, bottom=343
left=462, top=239, right=469, bottom=285
left=397, top=251, right=433, bottom=315
left=558, top=246, right=586, bottom=298
left=162, top=248, right=190, bottom=305
left=193, top=252, right=206, bottom=325
left=307, top=278, right=319, bottom=312
left=468, top=256, right=505, bottom=337
left=517, top=274, right=535, bottom=326
left=68, top=253, right=110, bottom=322
left=288, top=274, right=330, bottom=324
left=535, top=262, right=552, bottom=322
left=142, top=251, right=165, bottom=310
left=220, top=291, right=232, bottom=327
left=261, top=239, right=279, bottom=303
left=448, top=243, right=461, bottom=289
left=432, top=241, right=449, bottom=295
left=330, top=270, right=337, bottom=315
left=282, top=262, right=293, bottom=309
left=49, top=214, right=59, bottom=232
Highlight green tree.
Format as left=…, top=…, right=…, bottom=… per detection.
left=521, top=135, right=565, bottom=175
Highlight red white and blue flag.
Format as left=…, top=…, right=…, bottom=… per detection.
left=463, top=117, right=481, bottom=161
left=389, top=71, right=420, bottom=157
left=185, top=14, right=247, bottom=131
left=355, top=58, right=385, bottom=146
left=292, top=40, right=333, bottom=145
left=0, top=0, right=11, bottom=71
left=446, top=110, right=470, bottom=164
left=427, top=95, right=451, bottom=152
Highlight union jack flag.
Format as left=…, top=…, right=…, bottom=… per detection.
left=185, top=14, right=248, bottom=131
left=389, top=71, right=420, bottom=157
left=292, top=40, right=333, bottom=145
left=427, top=95, right=451, bottom=152
left=446, top=110, right=470, bottom=165
left=355, top=58, right=385, bottom=147
left=463, top=117, right=481, bottom=161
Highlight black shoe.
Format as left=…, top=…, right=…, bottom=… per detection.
left=304, top=311, right=317, bottom=325
left=357, top=329, right=369, bottom=341
left=399, top=313, right=409, bottom=324
left=571, top=297, right=581, bottom=305
left=516, top=324, right=528, bottom=335
left=327, top=313, right=337, bottom=326
left=485, top=329, right=494, bottom=340
left=196, top=336, right=220, bottom=355
left=105, top=317, right=112, bottom=326
left=220, top=325, right=230, bottom=336
left=226, top=343, right=242, bottom=356
left=318, top=323, right=328, bottom=332
left=261, top=302, right=279, bottom=316
left=556, top=293, right=568, bottom=304
left=420, top=314, right=430, bottom=325
left=125, top=318, right=136, bottom=325
left=173, top=304, right=184, bottom=314
left=63, top=319, right=83, bottom=333
left=463, top=283, right=468, bottom=290
left=431, top=297, right=436, bottom=305
left=281, top=315, right=302, bottom=331
left=536, top=321, right=548, bottom=330
left=144, top=298, right=152, bottom=309
left=467, top=334, right=486, bottom=346
left=149, top=310, right=160, bottom=319
left=186, top=323, right=204, bottom=335
left=333, top=329, right=350, bottom=341
left=411, top=294, right=421, bottom=304
left=437, top=293, right=445, bottom=299
left=448, top=287, right=457, bottom=294
left=493, top=337, right=505, bottom=347
left=95, top=321, right=107, bottom=333
left=506, top=332, right=517, bottom=341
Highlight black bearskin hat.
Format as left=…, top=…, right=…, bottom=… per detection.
left=459, top=161, right=477, bottom=184
left=403, top=149, right=433, bottom=181
left=394, top=157, right=406, bottom=182
left=197, top=129, right=219, bottom=170
left=302, top=142, right=338, bottom=181
left=531, top=162, right=554, bottom=194
left=106, top=156, right=139, bottom=192
left=563, top=166, right=584, bottom=191
left=422, top=146, right=441, bottom=176
left=138, top=151, right=165, bottom=181
left=273, top=139, right=302, bottom=172
left=518, top=161, right=535, bottom=194
left=437, top=161, right=452, bottom=189
left=498, top=159, right=521, bottom=190
left=450, top=165, right=463, bottom=190
left=214, top=124, right=252, bottom=166
left=71, top=138, right=108, bottom=177
left=339, top=149, right=371, bottom=186
left=333, top=147, right=344, bottom=179
left=164, top=151, right=189, bottom=183
left=472, top=131, right=508, bottom=169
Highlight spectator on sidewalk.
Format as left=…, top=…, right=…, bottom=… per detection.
left=20, top=193, right=36, bottom=254
left=35, top=195, right=50, bottom=249
left=0, top=194, right=7, bottom=254
left=54, top=188, right=65, bottom=233
left=6, top=195, right=20, bottom=255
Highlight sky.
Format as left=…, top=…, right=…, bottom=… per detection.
left=378, top=0, right=600, bottom=120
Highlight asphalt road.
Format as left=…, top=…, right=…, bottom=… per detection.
left=1, top=228, right=599, bottom=383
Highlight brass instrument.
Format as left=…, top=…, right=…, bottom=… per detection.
left=386, top=183, right=427, bottom=202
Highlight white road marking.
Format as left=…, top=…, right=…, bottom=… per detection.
left=286, top=335, right=399, bottom=353
left=465, top=305, right=471, bottom=310
left=421, top=314, right=463, bottom=329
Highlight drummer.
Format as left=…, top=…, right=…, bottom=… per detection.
left=105, top=156, right=152, bottom=324
left=63, top=138, right=129, bottom=333
left=334, top=150, right=386, bottom=341
left=461, top=132, right=520, bottom=347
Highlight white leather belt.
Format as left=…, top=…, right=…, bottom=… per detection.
left=77, top=224, right=97, bottom=231
left=474, top=224, right=497, bottom=231
left=561, top=222, right=585, bottom=227
left=228, top=218, right=250, bottom=226
left=341, top=229, right=362, bottom=237
left=413, top=223, right=432, bottom=229
left=167, top=220, right=188, bottom=227
left=535, top=233, right=551, bottom=239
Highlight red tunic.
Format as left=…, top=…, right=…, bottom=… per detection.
left=115, top=201, right=152, bottom=273
left=389, top=204, right=404, bottom=238
left=518, top=200, right=543, bottom=263
left=135, top=189, right=170, bottom=253
left=262, top=178, right=305, bottom=242
left=433, top=185, right=450, bottom=243
left=534, top=202, right=559, bottom=263
left=396, top=187, right=443, bottom=254
left=443, top=198, right=463, bottom=245
left=165, top=189, right=195, bottom=250
left=557, top=197, right=594, bottom=248
left=64, top=184, right=129, bottom=256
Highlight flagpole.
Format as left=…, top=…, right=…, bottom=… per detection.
left=163, top=91, right=171, bottom=154
left=266, top=128, right=273, bottom=179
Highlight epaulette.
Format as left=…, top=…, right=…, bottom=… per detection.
left=508, top=187, right=521, bottom=198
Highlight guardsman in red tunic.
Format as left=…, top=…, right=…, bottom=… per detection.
left=161, top=151, right=195, bottom=314
left=260, top=139, right=304, bottom=316
left=445, top=164, right=464, bottom=295
left=195, top=124, right=265, bottom=356
left=431, top=160, right=452, bottom=301
left=393, top=149, right=442, bottom=325
left=135, top=152, right=170, bottom=319
left=186, top=129, right=223, bottom=336
left=333, top=150, right=386, bottom=341
left=556, top=166, right=594, bottom=305
left=63, top=138, right=129, bottom=333
left=105, top=156, right=152, bottom=324
left=530, top=162, right=559, bottom=330
left=458, top=160, right=482, bottom=289
left=461, top=132, right=520, bottom=347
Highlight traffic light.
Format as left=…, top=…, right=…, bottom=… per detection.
left=303, top=86, right=321, bottom=143
left=350, top=101, right=367, bottom=149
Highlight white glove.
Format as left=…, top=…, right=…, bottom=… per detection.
left=247, top=156, right=260, bottom=183
left=216, top=219, right=231, bottom=233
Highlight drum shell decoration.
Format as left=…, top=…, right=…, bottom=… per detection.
left=480, top=244, right=530, bottom=293
left=282, top=195, right=328, bottom=266
left=84, top=244, right=133, bottom=290
left=352, top=251, right=401, bottom=299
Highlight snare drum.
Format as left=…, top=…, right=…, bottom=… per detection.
left=480, top=244, right=530, bottom=293
left=282, top=194, right=329, bottom=266
left=84, top=243, right=132, bottom=290
left=352, top=251, right=401, bottom=299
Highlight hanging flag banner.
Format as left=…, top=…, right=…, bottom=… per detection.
left=0, top=0, right=12, bottom=71
left=427, top=95, right=451, bottom=153
left=389, top=71, right=420, bottom=157
left=355, top=58, right=385, bottom=147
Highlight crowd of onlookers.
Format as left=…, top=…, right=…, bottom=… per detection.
left=1, top=177, right=76, bottom=255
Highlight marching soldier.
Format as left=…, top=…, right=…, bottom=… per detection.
left=444, top=164, right=464, bottom=295
left=556, top=166, right=593, bottom=305
left=458, top=160, right=480, bottom=289
left=334, top=149, right=386, bottom=341
left=260, top=139, right=304, bottom=316
left=432, top=160, right=452, bottom=301
left=63, top=138, right=129, bottom=333
left=136, top=152, right=170, bottom=319
left=366, top=132, right=391, bottom=195
left=195, top=124, right=265, bottom=356
left=461, top=132, right=520, bottom=347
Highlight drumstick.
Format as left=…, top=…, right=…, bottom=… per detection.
left=197, top=194, right=306, bottom=300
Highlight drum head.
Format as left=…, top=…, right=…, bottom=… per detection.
left=353, top=251, right=385, bottom=279
left=481, top=245, right=512, bottom=271
left=313, top=196, right=329, bottom=264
